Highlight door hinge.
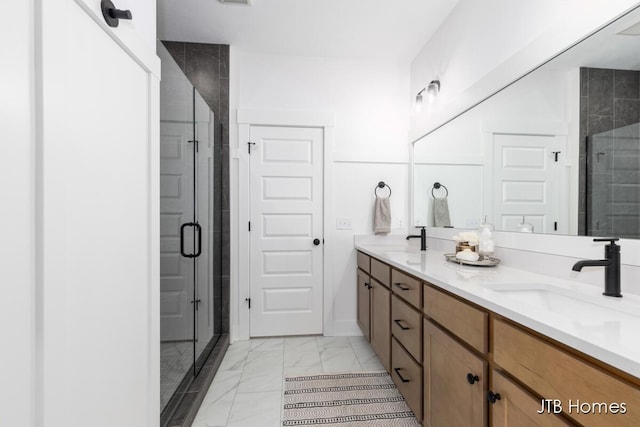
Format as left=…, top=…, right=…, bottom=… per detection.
left=552, top=151, right=561, bottom=162
left=248, top=221, right=251, bottom=231
left=554, top=221, right=558, bottom=231
left=248, top=141, right=256, bottom=154
left=188, top=139, right=199, bottom=152
left=245, top=298, right=251, bottom=309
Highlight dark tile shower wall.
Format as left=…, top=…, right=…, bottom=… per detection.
left=579, top=67, right=640, bottom=237
left=162, top=41, right=230, bottom=334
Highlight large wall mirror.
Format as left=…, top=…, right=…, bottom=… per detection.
left=413, top=6, right=640, bottom=239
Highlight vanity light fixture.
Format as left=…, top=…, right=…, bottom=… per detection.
left=415, top=80, right=441, bottom=112
left=415, top=87, right=426, bottom=110
left=427, top=79, right=441, bottom=96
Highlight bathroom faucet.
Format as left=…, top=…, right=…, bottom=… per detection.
left=572, top=238, right=621, bottom=297
left=406, top=226, right=427, bottom=251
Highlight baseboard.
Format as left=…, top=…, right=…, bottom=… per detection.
left=330, top=320, right=362, bottom=337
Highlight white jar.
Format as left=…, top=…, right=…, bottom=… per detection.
left=477, top=217, right=495, bottom=259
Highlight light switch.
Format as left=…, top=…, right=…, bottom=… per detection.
left=336, top=217, right=352, bottom=230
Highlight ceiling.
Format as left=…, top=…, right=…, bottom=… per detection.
left=157, top=0, right=461, bottom=62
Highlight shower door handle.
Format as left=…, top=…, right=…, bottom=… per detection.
left=180, top=222, right=202, bottom=258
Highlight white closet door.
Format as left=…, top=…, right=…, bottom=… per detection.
left=40, top=1, right=159, bottom=426
left=248, top=125, right=324, bottom=337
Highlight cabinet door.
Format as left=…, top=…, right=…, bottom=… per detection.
left=490, top=370, right=572, bottom=427
left=370, top=279, right=391, bottom=372
left=357, top=269, right=371, bottom=340
left=424, top=319, right=487, bottom=427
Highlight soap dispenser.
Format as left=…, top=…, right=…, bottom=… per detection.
left=516, top=216, right=534, bottom=233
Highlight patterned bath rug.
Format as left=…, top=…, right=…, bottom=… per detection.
left=282, top=372, right=420, bottom=426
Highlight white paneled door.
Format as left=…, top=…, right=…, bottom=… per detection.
left=492, top=133, right=564, bottom=233
left=249, top=126, right=324, bottom=337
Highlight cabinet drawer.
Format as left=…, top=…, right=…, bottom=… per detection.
left=391, top=269, right=421, bottom=309
left=357, top=251, right=370, bottom=273
left=391, top=337, right=423, bottom=421
left=423, top=284, right=487, bottom=354
left=493, top=319, right=640, bottom=427
left=370, top=258, right=390, bottom=287
left=491, top=369, right=572, bottom=427
left=391, top=295, right=422, bottom=361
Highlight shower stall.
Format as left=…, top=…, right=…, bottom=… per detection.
left=586, top=122, right=640, bottom=239
left=158, top=42, right=225, bottom=417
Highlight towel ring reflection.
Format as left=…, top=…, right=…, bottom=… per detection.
left=374, top=181, right=392, bottom=197
left=431, top=182, right=448, bottom=199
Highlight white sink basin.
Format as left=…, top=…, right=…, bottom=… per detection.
left=486, top=283, right=640, bottom=323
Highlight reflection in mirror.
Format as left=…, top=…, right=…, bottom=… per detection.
left=412, top=6, right=640, bottom=238
left=587, top=122, right=640, bottom=238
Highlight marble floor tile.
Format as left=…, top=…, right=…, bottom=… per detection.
left=195, top=336, right=382, bottom=426
left=191, top=370, right=240, bottom=427
left=284, top=336, right=319, bottom=352
left=249, top=337, right=284, bottom=352
left=316, top=336, right=352, bottom=349
left=218, top=341, right=251, bottom=371
left=284, top=349, right=322, bottom=368
left=243, top=350, right=284, bottom=373
left=225, top=391, right=282, bottom=427
left=283, top=363, right=325, bottom=377
left=319, top=346, right=362, bottom=373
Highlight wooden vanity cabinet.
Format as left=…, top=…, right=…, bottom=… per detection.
left=370, top=278, right=391, bottom=372
left=423, top=318, right=487, bottom=427
left=357, top=251, right=640, bottom=427
left=490, top=369, right=572, bottom=427
left=493, top=318, right=640, bottom=427
left=356, top=251, right=391, bottom=373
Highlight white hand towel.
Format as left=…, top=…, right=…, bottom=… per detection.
left=433, top=197, right=451, bottom=227
left=373, top=196, right=391, bottom=234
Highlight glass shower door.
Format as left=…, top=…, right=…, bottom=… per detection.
left=159, top=40, right=223, bottom=414
left=586, top=122, right=640, bottom=239
left=192, top=88, right=217, bottom=375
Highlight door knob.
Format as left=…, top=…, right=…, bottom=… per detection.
left=313, top=238, right=321, bottom=246
left=101, top=0, right=133, bottom=27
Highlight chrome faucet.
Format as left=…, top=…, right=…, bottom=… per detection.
left=406, top=226, right=427, bottom=251
left=572, top=238, right=621, bottom=297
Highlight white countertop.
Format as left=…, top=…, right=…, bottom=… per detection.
left=356, top=242, right=640, bottom=378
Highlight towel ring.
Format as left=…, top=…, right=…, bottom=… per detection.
left=431, top=182, right=448, bottom=199
left=374, top=181, right=392, bottom=197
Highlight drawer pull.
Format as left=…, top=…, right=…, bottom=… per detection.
left=394, top=367, right=411, bottom=383
left=393, top=319, right=411, bottom=330
left=487, top=391, right=501, bottom=404
left=466, top=373, right=479, bottom=385
left=394, top=282, right=410, bottom=291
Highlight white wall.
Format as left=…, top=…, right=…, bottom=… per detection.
left=0, top=1, right=36, bottom=425
left=115, top=0, right=156, bottom=51
left=230, top=50, right=411, bottom=337
left=1, top=2, right=159, bottom=426
left=410, top=0, right=640, bottom=139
